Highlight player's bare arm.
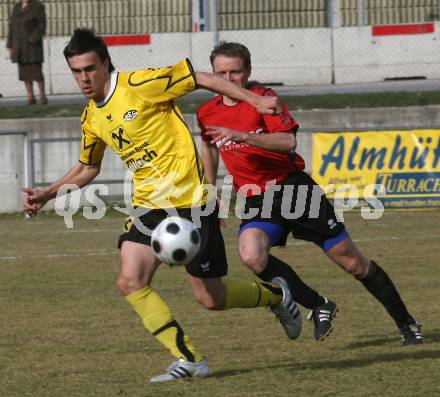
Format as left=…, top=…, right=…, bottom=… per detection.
left=22, top=162, right=100, bottom=216
left=200, top=139, right=220, bottom=185
left=200, top=136, right=228, bottom=228
left=195, top=71, right=282, bottom=115
left=205, top=126, right=297, bottom=154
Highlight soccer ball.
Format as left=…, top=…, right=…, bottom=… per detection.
left=151, top=216, right=201, bottom=266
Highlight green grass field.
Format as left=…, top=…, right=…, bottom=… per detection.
left=1, top=210, right=439, bottom=397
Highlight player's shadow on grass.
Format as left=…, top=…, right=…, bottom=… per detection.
left=210, top=349, right=440, bottom=379
left=344, top=328, right=440, bottom=349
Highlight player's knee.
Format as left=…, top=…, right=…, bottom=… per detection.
left=116, top=276, right=132, bottom=295
left=239, top=246, right=267, bottom=272
left=202, top=298, right=225, bottom=311
left=117, top=275, right=145, bottom=296
left=194, top=290, right=226, bottom=310
left=342, top=257, right=367, bottom=279
left=193, top=290, right=225, bottom=310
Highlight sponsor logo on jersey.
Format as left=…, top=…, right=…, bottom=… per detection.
left=125, top=145, right=158, bottom=172
left=216, top=128, right=263, bottom=151
left=110, top=126, right=134, bottom=151
left=123, top=110, right=138, bottom=121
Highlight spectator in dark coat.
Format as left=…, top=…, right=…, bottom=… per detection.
left=7, top=0, right=48, bottom=105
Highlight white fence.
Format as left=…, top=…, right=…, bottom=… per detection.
left=2, top=21, right=440, bottom=97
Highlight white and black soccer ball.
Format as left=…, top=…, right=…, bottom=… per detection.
left=151, top=216, right=201, bottom=266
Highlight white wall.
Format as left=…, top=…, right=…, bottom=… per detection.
left=219, top=28, right=332, bottom=85
left=334, top=26, right=440, bottom=84
left=2, top=23, right=440, bottom=96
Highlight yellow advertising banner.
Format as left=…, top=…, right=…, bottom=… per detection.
left=312, top=130, right=440, bottom=208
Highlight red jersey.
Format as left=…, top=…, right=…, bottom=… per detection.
left=197, top=84, right=305, bottom=194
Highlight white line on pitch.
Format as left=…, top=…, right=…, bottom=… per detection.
left=0, top=228, right=116, bottom=235
left=0, top=251, right=115, bottom=261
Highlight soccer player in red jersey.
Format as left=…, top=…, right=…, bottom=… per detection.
left=198, top=42, right=422, bottom=345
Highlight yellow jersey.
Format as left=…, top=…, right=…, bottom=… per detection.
left=79, top=58, right=206, bottom=208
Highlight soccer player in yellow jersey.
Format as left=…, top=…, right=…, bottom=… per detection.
left=22, top=28, right=302, bottom=382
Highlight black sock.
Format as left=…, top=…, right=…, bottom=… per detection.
left=360, top=261, right=413, bottom=329
left=257, top=255, right=325, bottom=309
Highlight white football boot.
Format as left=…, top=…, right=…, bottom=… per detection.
left=150, top=358, right=211, bottom=382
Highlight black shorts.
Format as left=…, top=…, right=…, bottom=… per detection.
left=118, top=204, right=228, bottom=279
left=239, top=171, right=345, bottom=247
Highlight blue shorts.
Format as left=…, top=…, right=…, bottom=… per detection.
left=238, top=172, right=346, bottom=248
left=239, top=221, right=285, bottom=246
left=239, top=221, right=349, bottom=251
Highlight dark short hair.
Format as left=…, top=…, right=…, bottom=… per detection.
left=210, top=41, right=251, bottom=70
left=63, top=28, right=115, bottom=72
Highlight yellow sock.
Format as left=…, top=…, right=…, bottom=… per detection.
left=126, top=286, right=202, bottom=363
left=223, top=277, right=283, bottom=309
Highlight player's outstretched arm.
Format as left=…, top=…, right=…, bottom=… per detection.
left=22, top=162, right=100, bottom=217
left=195, top=72, right=282, bottom=115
